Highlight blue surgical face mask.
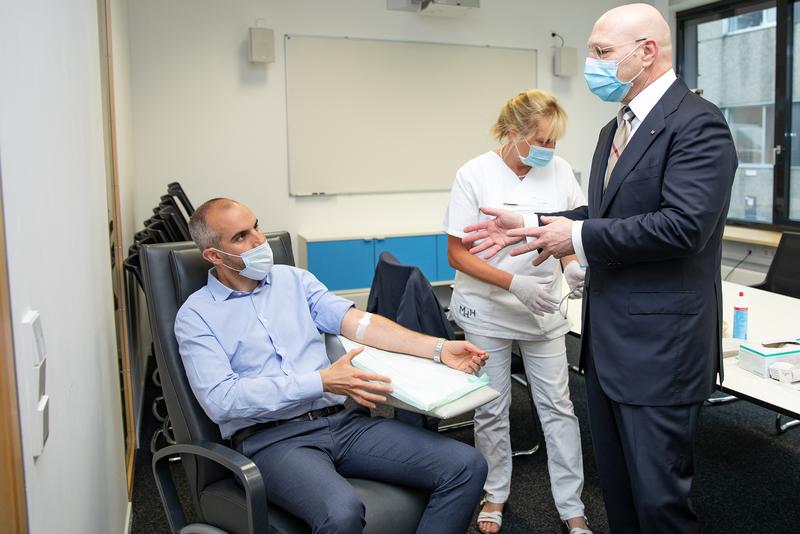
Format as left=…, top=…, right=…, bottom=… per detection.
left=213, top=241, right=274, bottom=281
left=516, top=139, right=555, bottom=168
left=584, top=41, right=645, bottom=102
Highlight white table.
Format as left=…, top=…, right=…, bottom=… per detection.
left=563, top=281, right=800, bottom=420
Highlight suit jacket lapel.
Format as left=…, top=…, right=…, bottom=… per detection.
left=599, top=106, right=665, bottom=216
left=589, top=120, right=616, bottom=217
left=598, top=78, right=690, bottom=216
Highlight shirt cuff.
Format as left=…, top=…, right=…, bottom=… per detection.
left=572, top=221, right=588, bottom=267
left=522, top=213, right=539, bottom=244
left=297, top=371, right=324, bottom=400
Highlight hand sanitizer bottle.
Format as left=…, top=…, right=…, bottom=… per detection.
left=733, top=291, right=748, bottom=340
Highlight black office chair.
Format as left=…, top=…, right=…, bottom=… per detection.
left=141, top=233, right=427, bottom=534
left=752, top=231, right=800, bottom=299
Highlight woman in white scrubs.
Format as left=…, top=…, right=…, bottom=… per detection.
left=443, top=90, right=590, bottom=534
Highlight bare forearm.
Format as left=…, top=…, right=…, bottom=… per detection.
left=448, top=236, right=513, bottom=290
left=340, top=309, right=437, bottom=358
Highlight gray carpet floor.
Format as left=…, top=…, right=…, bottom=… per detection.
left=132, top=335, right=800, bottom=533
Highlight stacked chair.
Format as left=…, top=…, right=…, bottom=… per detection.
left=125, top=182, right=194, bottom=288
left=123, top=182, right=195, bottom=453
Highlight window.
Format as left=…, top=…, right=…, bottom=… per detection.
left=679, top=0, right=799, bottom=229
left=724, top=7, right=776, bottom=33
left=724, top=104, right=775, bottom=221
left=726, top=105, right=774, bottom=165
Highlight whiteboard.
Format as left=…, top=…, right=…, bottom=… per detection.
left=284, top=35, right=537, bottom=196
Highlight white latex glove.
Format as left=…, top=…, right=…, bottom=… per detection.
left=564, top=261, right=585, bottom=299
left=509, top=275, right=560, bottom=316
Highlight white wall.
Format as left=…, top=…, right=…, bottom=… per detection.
left=0, top=1, right=129, bottom=533
left=126, top=0, right=653, bottom=251
left=112, top=0, right=138, bottom=253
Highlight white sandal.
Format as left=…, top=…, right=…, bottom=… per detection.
left=563, top=518, right=592, bottom=534
left=477, top=498, right=504, bottom=533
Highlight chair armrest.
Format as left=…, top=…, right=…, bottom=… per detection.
left=152, top=440, right=268, bottom=534
left=324, top=333, right=347, bottom=364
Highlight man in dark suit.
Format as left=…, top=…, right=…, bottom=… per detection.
left=463, top=4, right=737, bottom=533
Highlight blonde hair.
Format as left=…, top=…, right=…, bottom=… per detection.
left=491, top=89, right=567, bottom=143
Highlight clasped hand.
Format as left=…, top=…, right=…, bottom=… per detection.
left=463, top=207, right=576, bottom=266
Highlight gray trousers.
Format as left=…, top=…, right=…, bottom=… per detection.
left=237, top=406, right=487, bottom=534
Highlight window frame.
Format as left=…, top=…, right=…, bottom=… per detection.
left=677, top=0, right=798, bottom=231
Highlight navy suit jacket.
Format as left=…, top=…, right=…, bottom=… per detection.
left=367, top=252, right=455, bottom=340
left=557, top=78, right=737, bottom=405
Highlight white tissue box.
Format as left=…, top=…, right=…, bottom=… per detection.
left=769, top=362, right=800, bottom=383
left=738, top=340, right=800, bottom=378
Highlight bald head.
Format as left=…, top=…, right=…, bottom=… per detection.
left=189, top=198, right=241, bottom=250
left=592, top=3, right=672, bottom=65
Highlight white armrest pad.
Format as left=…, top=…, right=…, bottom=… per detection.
left=381, top=385, right=499, bottom=419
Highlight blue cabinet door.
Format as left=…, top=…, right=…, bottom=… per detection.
left=436, top=233, right=456, bottom=281
left=374, top=235, right=438, bottom=283
left=306, top=239, right=375, bottom=291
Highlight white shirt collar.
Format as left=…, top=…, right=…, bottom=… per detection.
left=626, top=68, right=677, bottom=124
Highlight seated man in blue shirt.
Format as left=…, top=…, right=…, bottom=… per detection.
left=175, top=198, right=489, bottom=534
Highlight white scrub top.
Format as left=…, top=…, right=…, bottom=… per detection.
left=442, top=151, right=586, bottom=341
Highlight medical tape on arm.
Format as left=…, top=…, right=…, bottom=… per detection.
left=355, top=313, right=372, bottom=341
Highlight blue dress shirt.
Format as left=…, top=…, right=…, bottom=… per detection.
left=174, top=265, right=354, bottom=439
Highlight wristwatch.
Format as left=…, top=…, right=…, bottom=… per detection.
left=433, top=338, right=445, bottom=364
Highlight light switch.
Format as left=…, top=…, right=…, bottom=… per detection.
left=21, top=310, right=47, bottom=364
left=32, top=395, right=49, bottom=459
left=34, top=358, right=46, bottom=400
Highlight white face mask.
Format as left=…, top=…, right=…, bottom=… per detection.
left=213, top=241, right=274, bottom=281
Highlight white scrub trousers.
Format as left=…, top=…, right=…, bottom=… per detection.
left=468, top=333, right=586, bottom=521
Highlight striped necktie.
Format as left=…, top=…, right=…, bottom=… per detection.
left=604, top=106, right=636, bottom=190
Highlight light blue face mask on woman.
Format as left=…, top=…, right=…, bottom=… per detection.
left=584, top=41, right=645, bottom=102
left=516, top=141, right=555, bottom=168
